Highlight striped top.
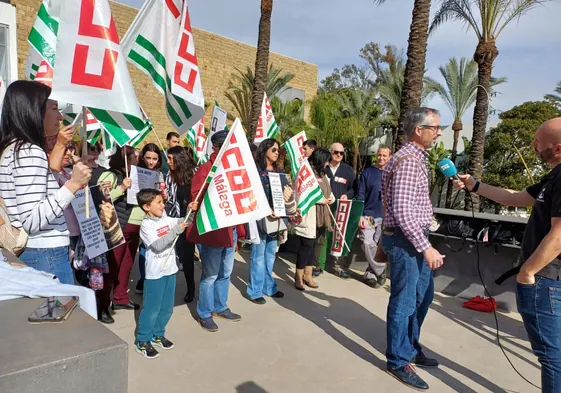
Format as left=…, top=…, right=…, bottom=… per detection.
left=0, top=143, right=74, bottom=248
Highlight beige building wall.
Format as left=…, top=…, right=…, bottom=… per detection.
left=10, top=0, right=318, bottom=145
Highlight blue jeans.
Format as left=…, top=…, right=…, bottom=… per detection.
left=137, top=274, right=176, bottom=342
left=517, top=276, right=561, bottom=392
left=382, top=232, right=434, bottom=370
left=247, top=233, right=278, bottom=300
left=19, top=246, right=74, bottom=285
left=139, top=244, right=146, bottom=281
left=196, top=230, right=237, bottom=319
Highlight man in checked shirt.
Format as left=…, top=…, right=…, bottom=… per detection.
left=382, top=107, right=445, bottom=391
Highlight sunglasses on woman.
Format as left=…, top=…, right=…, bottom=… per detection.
left=270, top=147, right=278, bottom=153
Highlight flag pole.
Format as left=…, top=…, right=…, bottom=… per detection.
left=124, top=149, right=129, bottom=178
left=327, top=206, right=351, bottom=254
left=151, top=129, right=167, bottom=156
left=81, top=107, right=90, bottom=219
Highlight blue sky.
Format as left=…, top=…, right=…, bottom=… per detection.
left=118, top=0, right=561, bottom=125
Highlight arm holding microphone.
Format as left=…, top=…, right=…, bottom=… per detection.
left=439, top=158, right=535, bottom=207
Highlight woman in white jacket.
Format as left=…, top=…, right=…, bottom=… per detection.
left=293, top=148, right=334, bottom=290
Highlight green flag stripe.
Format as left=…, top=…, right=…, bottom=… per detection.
left=286, top=142, right=298, bottom=174
left=133, top=36, right=192, bottom=121
left=28, top=28, right=56, bottom=66
left=89, top=109, right=131, bottom=146
left=298, top=188, right=323, bottom=214
left=267, top=121, right=278, bottom=137
left=204, top=196, right=218, bottom=231
left=37, top=3, right=59, bottom=35
left=196, top=208, right=206, bottom=234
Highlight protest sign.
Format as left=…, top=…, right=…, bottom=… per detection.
left=71, top=188, right=108, bottom=259
left=327, top=200, right=364, bottom=257
left=269, top=172, right=286, bottom=217
left=127, top=165, right=160, bottom=205
left=207, top=105, right=227, bottom=155
left=196, top=118, right=271, bottom=235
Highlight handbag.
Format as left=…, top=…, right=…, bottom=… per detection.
left=0, top=145, right=28, bottom=256
left=374, top=154, right=415, bottom=264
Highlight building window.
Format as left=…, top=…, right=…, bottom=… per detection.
left=0, top=24, right=8, bottom=82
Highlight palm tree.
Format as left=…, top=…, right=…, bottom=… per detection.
left=545, top=81, right=561, bottom=107
left=335, top=89, right=380, bottom=171
left=377, top=57, right=437, bottom=145
left=428, top=141, right=450, bottom=206
left=425, top=57, right=506, bottom=207
left=224, top=65, right=295, bottom=131
left=376, top=0, right=432, bottom=151
left=430, top=0, right=551, bottom=210
left=249, top=0, right=274, bottom=142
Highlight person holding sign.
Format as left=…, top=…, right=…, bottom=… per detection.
left=97, top=146, right=141, bottom=313
left=134, top=143, right=166, bottom=295
left=292, top=148, right=335, bottom=290
left=165, top=146, right=198, bottom=304
left=247, top=139, right=294, bottom=305
left=0, top=81, right=92, bottom=284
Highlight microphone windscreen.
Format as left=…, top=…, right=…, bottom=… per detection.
left=438, top=158, right=458, bottom=178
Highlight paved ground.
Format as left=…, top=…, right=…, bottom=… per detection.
left=107, top=249, right=541, bottom=393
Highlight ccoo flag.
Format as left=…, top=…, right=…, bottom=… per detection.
left=254, top=93, right=279, bottom=144
left=295, top=159, right=323, bottom=216
left=285, top=130, right=307, bottom=176
left=327, top=199, right=363, bottom=257
left=121, top=0, right=205, bottom=135
left=196, top=118, right=271, bottom=235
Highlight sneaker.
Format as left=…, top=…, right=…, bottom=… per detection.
left=213, top=308, right=241, bottom=322
left=152, top=336, right=175, bottom=350
left=135, top=341, right=160, bottom=359
left=413, top=351, right=439, bottom=368
left=250, top=297, right=266, bottom=305
left=364, top=278, right=381, bottom=288
left=135, top=280, right=144, bottom=295
left=337, top=270, right=351, bottom=280
left=387, top=364, right=428, bottom=390
left=271, top=291, right=284, bottom=298
left=377, top=271, right=388, bottom=286
left=199, top=317, right=218, bottom=332
left=312, top=267, right=323, bottom=277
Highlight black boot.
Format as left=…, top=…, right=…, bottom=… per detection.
left=98, top=309, right=115, bottom=324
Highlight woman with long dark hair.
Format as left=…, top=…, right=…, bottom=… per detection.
left=95, top=145, right=140, bottom=323
left=246, top=138, right=293, bottom=304
left=135, top=143, right=166, bottom=294
left=166, top=146, right=198, bottom=303
left=0, top=80, right=91, bottom=283
left=292, top=148, right=334, bottom=290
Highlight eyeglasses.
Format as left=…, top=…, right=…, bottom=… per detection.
left=419, top=125, right=442, bottom=133
left=271, top=148, right=278, bottom=153
left=332, top=150, right=344, bottom=156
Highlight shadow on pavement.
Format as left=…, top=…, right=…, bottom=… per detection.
left=235, top=381, right=268, bottom=393
left=268, top=256, right=511, bottom=393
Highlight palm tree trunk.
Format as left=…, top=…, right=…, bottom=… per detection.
left=465, top=40, right=498, bottom=211
left=445, top=122, right=461, bottom=208
left=249, top=0, right=273, bottom=142
left=394, top=0, right=431, bottom=151
left=352, top=144, right=359, bottom=173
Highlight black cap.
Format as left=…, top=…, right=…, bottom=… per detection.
left=211, top=130, right=228, bottom=146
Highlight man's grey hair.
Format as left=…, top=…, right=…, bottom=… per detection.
left=403, top=107, right=440, bottom=138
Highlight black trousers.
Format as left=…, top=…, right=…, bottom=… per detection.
left=176, top=233, right=196, bottom=297
left=295, top=227, right=325, bottom=270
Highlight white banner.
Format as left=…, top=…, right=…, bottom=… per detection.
left=127, top=166, right=161, bottom=205
left=296, top=159, right=323, bottom=216
left=207, top=105, right=227, bottom=155
left=196, top=118, right=271, bottom=235
left=71, top=188, right=108, bottom=259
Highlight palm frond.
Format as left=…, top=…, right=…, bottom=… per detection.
left=430, top=0, right=482, bottom=38
left=495, top=0, right=550, bottom=38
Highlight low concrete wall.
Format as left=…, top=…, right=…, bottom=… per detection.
left=0, top=298, right=128, bottom=393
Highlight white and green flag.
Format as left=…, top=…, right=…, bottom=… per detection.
left=187, top=118, right=209, bottom=165
left=285, top=130, right=307, bottom=176
left=254, top=93, right=279, bottom=144
left=27, top=0, right=148, bottom=146
left=295, top=159, right=323, bottom=216
left=196, top=118, right=270, bottom=235
left=121, top=0, right=205, bottom=135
